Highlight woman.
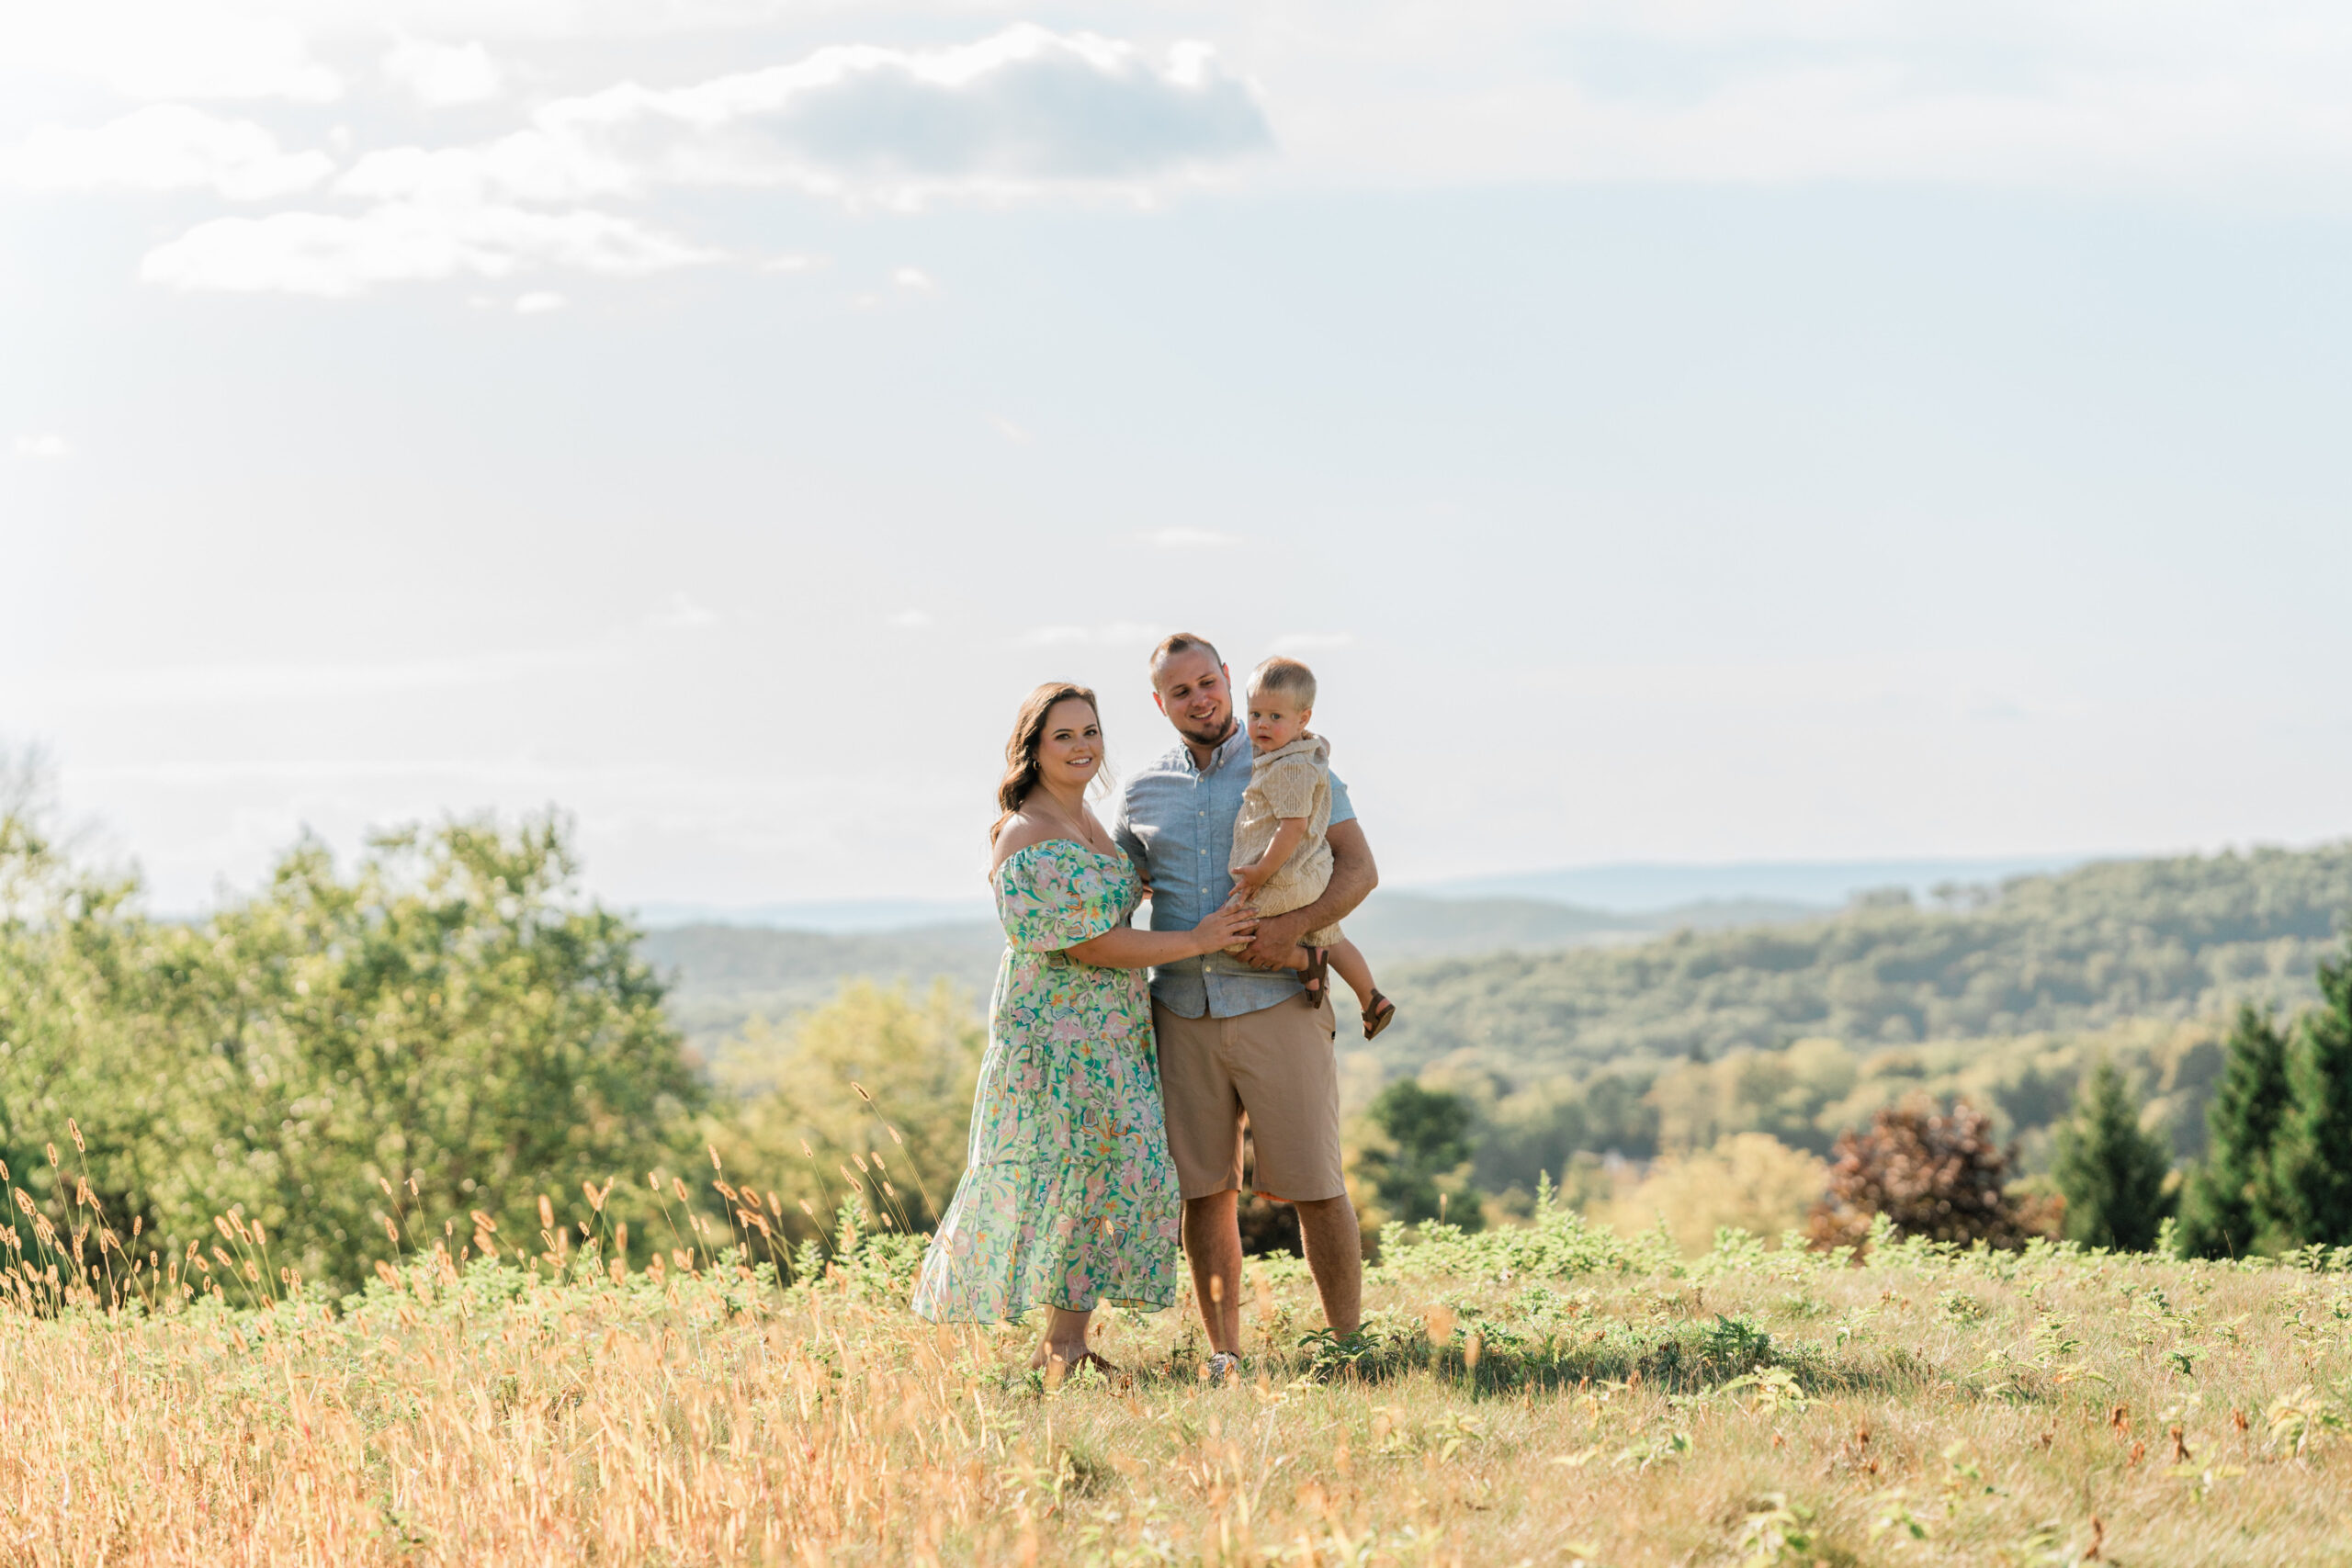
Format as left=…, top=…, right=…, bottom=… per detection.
left=912, top=682, right=1257, bottom=1374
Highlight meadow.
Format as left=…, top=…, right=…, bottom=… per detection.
left=7, top=1185, right=2352, bottom=1567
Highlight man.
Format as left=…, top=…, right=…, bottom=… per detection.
left=1113, top=632, right=1377, bottom=1382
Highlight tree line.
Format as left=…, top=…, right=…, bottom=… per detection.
left=0, top=784, right=966, bottom=1295
left=9, top=758, right=2351, bottom=1289
left=1372, top=842, right=2352, bottom=1073
left=1352, top=932, right=2352, bottom=1262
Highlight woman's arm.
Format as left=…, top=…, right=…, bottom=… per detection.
left=1230, top=817, right=1309, bottom=899
left=1064, top=901, right=1257, bottom=970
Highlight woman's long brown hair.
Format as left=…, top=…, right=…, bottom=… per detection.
left=991, top=682, right=1101, bottom=847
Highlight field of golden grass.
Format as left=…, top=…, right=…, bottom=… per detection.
left=5, top=1191, right=2352, bottom=1566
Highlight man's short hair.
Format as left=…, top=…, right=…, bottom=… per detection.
left=1249, top=655, right=1317, bottom=708
left=1148, top=632, right=1221, bottom=672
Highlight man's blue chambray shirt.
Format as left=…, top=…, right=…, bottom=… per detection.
left=1112, top=726, right=1356, bottom=1021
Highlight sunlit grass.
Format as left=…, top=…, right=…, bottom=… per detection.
left=6, top=1164, right=2352, bottom=1566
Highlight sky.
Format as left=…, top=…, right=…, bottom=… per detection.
left=5, top=1, right=2352, bottom=917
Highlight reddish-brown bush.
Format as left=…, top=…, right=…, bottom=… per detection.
left=1808, top=1095, right=2047, bottom=1252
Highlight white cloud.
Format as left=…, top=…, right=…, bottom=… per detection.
left=891, top=265, right=938, bottom=292
left=338, top=26, right=1272, bottom=210
left=140, top=202, right=718, bottom=297
left=513, top=289, right=567, bottom=313
left=1248, top=0, right=2352, bottom=191
left=11, top=434, right=73, bottom=460
left=1136, top=527, right=1244, bottom=548
left=887, top=609, right=933, bottom=628
left=1271, top=631, right=1355, bottom=652
left=988, top=415, right=1030, bottom=445
left=383, top=38, right=503, bottom=107
left=0, top=106, right=333, bottom=201
left=0, top=4, right=340, bottom=102
left=33, top=647, right=610, bottom=706
left=647, top=592, right=719, bottom=630
left=1020, top=622, right=1160, bottom=647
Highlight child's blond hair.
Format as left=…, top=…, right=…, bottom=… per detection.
left=1248, top=656, right=1317, bottom=708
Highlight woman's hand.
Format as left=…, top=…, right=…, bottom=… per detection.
left=1192, top=901, right=1259, bottom=956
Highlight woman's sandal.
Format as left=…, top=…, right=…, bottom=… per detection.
left=1299, top=947, right=1329, bottom=1008
left=1362, top=990, right=1397, bottom=1041
left=1034, top=1348, right=1124, bottom=1385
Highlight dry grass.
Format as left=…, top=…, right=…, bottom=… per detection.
left=6, top=1196, right=2352, bottom=1566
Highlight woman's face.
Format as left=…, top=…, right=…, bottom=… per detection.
left=1035, top=698, right=1102, bottom=793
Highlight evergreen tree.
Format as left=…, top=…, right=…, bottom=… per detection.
left=2175, top=1003, right=2294, bottom=1258
left=2278, top=945, right=2352, bottom=1245
left=1357, top=1081, right=1483, bottom=1229
left=2051, top=1059, right=2173, bottom=1251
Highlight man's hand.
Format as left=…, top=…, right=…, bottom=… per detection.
left=1237, top=818, right=1377, bottom=970
left=1239, top=908, right=1310, bottom=969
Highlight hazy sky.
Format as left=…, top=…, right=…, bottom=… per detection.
left=6, top=2, right=2351, bottom=913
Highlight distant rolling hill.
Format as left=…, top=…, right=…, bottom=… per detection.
left=639, top=923, right=1005, bottom=1055
left=1426, top=855, right=2083, bottom=911
left=642, top=843, right=2352, bottom=1079
left=639, top=891, right=1821, bottom=1054
left=1373, top=842, right=2352, bottom=1077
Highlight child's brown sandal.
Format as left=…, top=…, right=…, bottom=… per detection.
left=1363, top=991, right=1396, bottom=1040
left=1300, top=947, right=1330, bottom=1008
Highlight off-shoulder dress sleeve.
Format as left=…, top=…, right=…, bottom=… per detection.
left=1260, top=754, right=1323, bottom=819
left=995, top=842, right=1131, bottom=953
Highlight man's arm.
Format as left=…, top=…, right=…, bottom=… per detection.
left=1110, top=800, right=1151, bottom=907
left=1237, top=818, right=1376, bottom=969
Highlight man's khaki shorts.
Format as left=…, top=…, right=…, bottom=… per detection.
left=1154, top=996, right=1344, bottom=1202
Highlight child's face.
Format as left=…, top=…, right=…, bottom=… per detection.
left=1245, top=689, right=1310, bottom=753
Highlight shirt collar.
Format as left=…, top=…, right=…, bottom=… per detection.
left=1164, top=725, right=1249, bottom=776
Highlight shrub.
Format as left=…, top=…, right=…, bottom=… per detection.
left=1806, top=1096, right=2041, bottom=1252
left=1588, top=1133, right=1827, bottom=1255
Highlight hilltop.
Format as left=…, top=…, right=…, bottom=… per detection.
left=639, top=890, right=1818, bottom=1054
left=643, top=843, right=2352, bottom=1080
left=1371, top=842, right=2352, bottom=1077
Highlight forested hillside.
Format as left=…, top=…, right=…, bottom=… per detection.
left=638, top=843, right=2352, bottom=1206
left=10, top=763, right=2349, bottom=1292
left=639, top=921, right=1002, bottom=1054
left=1372, top=843, right=2352, bottom=1077
left=639, top=891, right=1818, bottom=1053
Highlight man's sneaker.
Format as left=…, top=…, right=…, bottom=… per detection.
left=1203, top=1351, right=1242, bottom=1387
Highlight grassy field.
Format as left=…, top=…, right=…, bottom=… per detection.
left=6, top=1194, right=2352, bottom=1567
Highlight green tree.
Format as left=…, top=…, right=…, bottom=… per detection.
left=2176, top=1003, right=2294, bottom=1258
left=0, top=804, right=706, bottom=1293
left=1356, top=1080, right=1482, bottom=1229
left=707, top=978, right=983, bottom=1235
left=2278, top=946, right=2352, bottom=1246
left=2051, top=1059, right=2173, bottom=1251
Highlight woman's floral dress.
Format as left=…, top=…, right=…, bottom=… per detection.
left=911, top=840, right=1182, bottom=1320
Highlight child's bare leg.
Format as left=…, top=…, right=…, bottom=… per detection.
left=1328, top=940, right=1378, bottom=1010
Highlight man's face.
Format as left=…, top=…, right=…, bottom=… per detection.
left=1150, top=649, right=1234, bottom=748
